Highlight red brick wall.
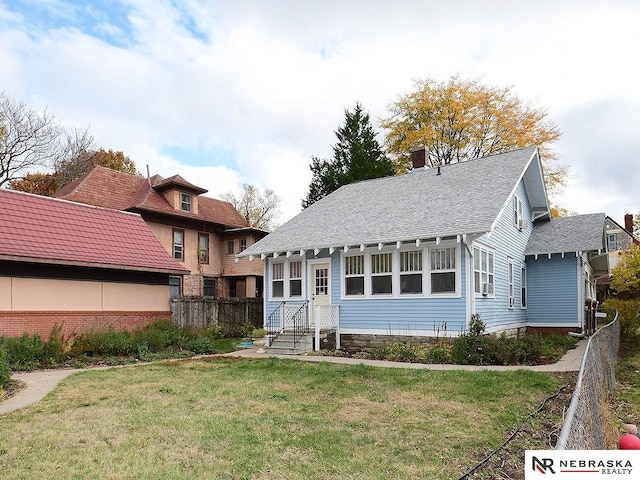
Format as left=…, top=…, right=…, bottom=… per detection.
left=0, top=311, right=171, bottom=338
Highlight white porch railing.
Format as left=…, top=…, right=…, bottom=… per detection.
left=314, top=304, right=340, bottom=351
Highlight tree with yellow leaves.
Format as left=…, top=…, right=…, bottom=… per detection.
left=382, top=76, right=566, bottom=196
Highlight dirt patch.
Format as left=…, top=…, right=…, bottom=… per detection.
left=0, top=379, right=26, bottom=401
left=464, top=373, right=577, bottom=479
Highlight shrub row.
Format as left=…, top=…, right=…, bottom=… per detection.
left=0, top=320, right=226, bottom=371
left=364, top=333, right=578, bottom=366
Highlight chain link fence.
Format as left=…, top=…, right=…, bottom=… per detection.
left=556, top=310, right=620, bottom=449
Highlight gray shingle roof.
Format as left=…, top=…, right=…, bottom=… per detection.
left=525, top=213, right=606, bottom=256
left=241, top=147, right=541, bottom=257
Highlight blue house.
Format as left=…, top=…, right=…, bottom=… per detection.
left=238, top=147, right=608, bottom=351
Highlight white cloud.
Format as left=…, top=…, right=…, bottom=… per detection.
left=1, top=0, right=639, bottom=225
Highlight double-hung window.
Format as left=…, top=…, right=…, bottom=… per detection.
left=473, top=246, right=494, bottom=296
left=289, top=261, right=303, bottom=297
left=607, top=233, right=619, bottom=251
left=272, top=262, right=284, bottom=298
left=430, top=247, right=456, bottom=294
left=371, top=252, right=393, bottom=295
left=173, top=229, right=184, bottom=261
left=400, top=250, right=422, bottom=294
left=271, top=259, right=304, bottom=299
left=198, top=233, right=209, bottom=264
left=508, top=257, right=515, bottom=309
left=344, top=255, right=365, bottom=296
left=180, top=193, right=192, bottom=212
left=240, top=239, right=247, bottom=252
left=513, top=196, right=523, bottom=228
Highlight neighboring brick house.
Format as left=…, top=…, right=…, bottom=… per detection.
left=55, top=166, right=267, bottom=298
left=0, top=189, right=188, bottom=337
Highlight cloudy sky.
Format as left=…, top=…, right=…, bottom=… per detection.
left=1, top=0, right=638, bottom=227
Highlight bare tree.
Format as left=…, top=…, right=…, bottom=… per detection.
left=221, top=184, right=281, bottom=231
left=0, top=92, right=96, bottom=188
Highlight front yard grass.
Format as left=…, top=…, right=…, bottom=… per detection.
left=0, top=358, right=565, bottom=479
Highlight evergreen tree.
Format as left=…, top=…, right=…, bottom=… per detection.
left=302, top=103, right=394, bottom=208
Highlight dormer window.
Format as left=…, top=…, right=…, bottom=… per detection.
left=180, top=193, right=192, bottom=212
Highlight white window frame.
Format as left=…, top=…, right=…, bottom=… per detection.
left=344, top=254, right=365, bottom=297
left=513, top=196, right=523, bottom=228
left=507, top=257, right=514, bottom=309
left=270, top=257, right=305, bottom=300
left=520, top=263, right=527, bottom=309
left=607, top=233, right=618, bottom=252
left=473, top=245, right=495, bottom=297
left=289, top=260, right=303, bottom=298
left=429, top=246, right=457, bottom=295
left=370, top=251, right=394, bottom=296
left=400, top=250, right=423, bottom=295
left=341, top=243, right=460, bottom=299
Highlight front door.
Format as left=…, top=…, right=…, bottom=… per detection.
left=311, top=263, right=330, bottom=327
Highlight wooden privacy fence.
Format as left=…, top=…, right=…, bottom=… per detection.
left=170, top=297, right=263, bottom=336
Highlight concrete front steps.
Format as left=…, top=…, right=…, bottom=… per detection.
left=265, top=332, right=313, bottom=355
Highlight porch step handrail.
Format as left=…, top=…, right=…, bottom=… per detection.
left=265, top=301, right=285, bottom=346
left=290, top=301, right=310, bottom=348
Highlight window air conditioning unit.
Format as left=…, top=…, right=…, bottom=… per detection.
left=481, top=282, right=493, bottom=296
left=518, top=218, right=528, bottom=230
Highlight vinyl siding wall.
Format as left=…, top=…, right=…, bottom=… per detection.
left=473, top=181, right=531, bottom=333
left=526, top=253, right=580, bottom=327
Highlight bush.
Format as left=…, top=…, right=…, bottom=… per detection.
left=0, top=348, right=10, bottom=387
left=134, top=320, right=189, bottom=352
left=603, top=298, right=640, bottom=338
left=0, top=333, right=46, bottom=369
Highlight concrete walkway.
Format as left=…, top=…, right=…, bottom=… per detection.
left=1, top=340, right=586, bottom=415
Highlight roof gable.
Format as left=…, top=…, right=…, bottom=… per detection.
left=55, top=166, right=249, bottom=228
left=0, top=189, right=188, bottom=274
left=525, top=213, right=606, bottom=256
left=241, top=147, right=542, bottom=257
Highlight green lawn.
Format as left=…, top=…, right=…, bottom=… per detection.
left=0, top=358, right=562, bottom=479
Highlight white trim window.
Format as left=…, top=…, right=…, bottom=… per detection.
left=342, top=243, right=459, bottom=299
left=371, top=252, right=393, bottom=295
left=289, top=260, right=303, bottom=297
left=430, top=247, right=456, bottom=294
left=473, top=246, right=494, bottom=296
left=271, top=262, right=285, bottom=299
left=607, top=233, right=619, bottom=251
left=270, top=258, right=305, bottom=300
left=344, top=254, right=365, bottom=296
left=400, top=250, right=423, bottom=294
left=521, top=263, right=527, bottom=309
left=513, top=196, right=523, bottom=228
left=508, top=257, right=514, bottom=309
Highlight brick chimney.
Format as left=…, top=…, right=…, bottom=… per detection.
left=411, top=147, right=426, bottom=169
left=625, top=213, right=634, bottom=233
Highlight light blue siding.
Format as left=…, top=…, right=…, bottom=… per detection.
left=331, top=248, right=467, bottom=335
left=474, top=181, right=531, bottom=331
left=526, top=254, right=580, bottom=326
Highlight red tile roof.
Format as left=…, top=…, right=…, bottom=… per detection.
left=0, top=189, right=188, bottom=274
left=55, top=166, right=249, bottom=228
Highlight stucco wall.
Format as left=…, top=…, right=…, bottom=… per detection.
left=0, top=276, right=171, bottom=337
left=1, top=277, right=169, bottom=312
